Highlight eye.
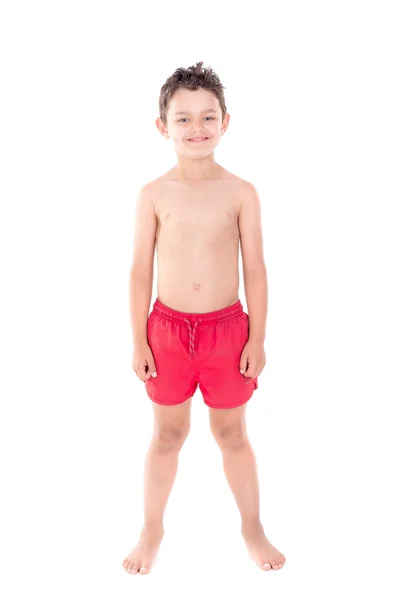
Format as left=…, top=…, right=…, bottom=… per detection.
left=177, top=116, right=215, bottom=123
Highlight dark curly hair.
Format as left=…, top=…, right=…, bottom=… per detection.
left=158, top=61, right=227, bottom=125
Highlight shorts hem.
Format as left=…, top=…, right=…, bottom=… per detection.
left=204, top=390, right=256, bottom=409
left=146, top=390, right=196, bottom=406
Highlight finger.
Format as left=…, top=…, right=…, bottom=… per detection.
left=243, top=363, right=254, bottom=377
left=134, top=368, right=144, bottom=382
left=140, top=364, right=150, bottom=381
left=147, top=362, right=158, bottom=377
left=242, top=363, right=251, bottom=376
left=239, top=357, right=249, bottom=374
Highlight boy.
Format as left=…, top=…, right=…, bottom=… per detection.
left=122, top=62, right=286, bottom=575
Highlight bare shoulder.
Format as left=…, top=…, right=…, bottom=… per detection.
left=136, top=177, right=162, bottom=201
left=134, top=176, right=167, bottom=217
left=138, top=170, right=179, bottom=199
left=219, top=169, right=256, bottom=189
left=225, top=173, right=260, bottom=214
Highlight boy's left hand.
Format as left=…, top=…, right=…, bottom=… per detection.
left=239, top=340, right=266, bottom=379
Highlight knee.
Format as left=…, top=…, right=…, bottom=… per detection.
left=153, top=424, right=189, bottom=450
left=212, top=424, right=248, bottom=450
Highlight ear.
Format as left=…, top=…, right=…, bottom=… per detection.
left=155, top=117, right=169, bottom=139
left=221, top=112, right=230, bottom=135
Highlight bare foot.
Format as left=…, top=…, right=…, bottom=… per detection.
left=241, top=522, right=286, bottom=571
left=122, top=524, right=164, bottom=575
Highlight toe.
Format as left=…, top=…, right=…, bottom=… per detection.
left=262, top=562, right=272, bottom=570
left=139, top=566, right=149, bottom=574
left=124, top=560, right=132, bottom=571
left=273, top=559, right=279, bottom=569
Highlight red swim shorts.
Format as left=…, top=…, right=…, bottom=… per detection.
left=145, top=298, right=258, bottom=409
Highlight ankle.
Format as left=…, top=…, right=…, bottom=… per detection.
left=241, top=519, right=263, bottom=533
left=142, top=521, right=164, bottom=534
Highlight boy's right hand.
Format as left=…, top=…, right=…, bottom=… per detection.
left=132, top=343, right=158, bottom=381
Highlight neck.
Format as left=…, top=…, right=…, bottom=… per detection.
left=175, top=154, right=220, bottom=181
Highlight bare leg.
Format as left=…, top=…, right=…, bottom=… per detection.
left=209, top=403, right=286, bottom=571
left=122, top=396, right=192, bottom=575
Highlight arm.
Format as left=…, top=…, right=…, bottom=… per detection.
left=128, top=183, right=157, bottom=348
left=238, top=182, right=268, bottom=344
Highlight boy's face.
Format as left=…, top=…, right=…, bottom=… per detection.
left=156, top=88, right=229, bottom=157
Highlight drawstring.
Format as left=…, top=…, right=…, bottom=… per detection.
left=184, top=318, right=202, bottom=357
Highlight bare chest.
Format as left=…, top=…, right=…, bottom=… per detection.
left=154, top=186, right=240, bottom=240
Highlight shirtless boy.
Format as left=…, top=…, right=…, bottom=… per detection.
left=122, top=62, right=286, bottom=575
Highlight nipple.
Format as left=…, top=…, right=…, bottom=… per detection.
left=193, top=283, right=201, bottom=290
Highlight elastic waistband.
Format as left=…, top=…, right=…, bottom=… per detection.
left=153, top=298, right=244, bottom=324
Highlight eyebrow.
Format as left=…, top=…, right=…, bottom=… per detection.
left=174, top=109, right=218, bottom=115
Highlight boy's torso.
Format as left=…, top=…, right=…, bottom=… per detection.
left=151, top=167, right=246, bottom=313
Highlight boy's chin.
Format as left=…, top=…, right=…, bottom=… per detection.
left=177, top=142, right=217, bottom=155
left=177, top=149, right=216, bottom=158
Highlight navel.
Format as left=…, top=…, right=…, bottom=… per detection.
left=193, top=283, right=201, bottom=290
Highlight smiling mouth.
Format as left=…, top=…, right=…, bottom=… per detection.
left=186, top=137, right=210, bottom=142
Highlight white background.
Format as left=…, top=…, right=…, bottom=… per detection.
left=1, top=1, right=399, bottom=598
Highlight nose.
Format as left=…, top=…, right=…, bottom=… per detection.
left=190, top=120, right=206, bottom=132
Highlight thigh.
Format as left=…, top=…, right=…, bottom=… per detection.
left=208, top=401, right=248, bottom=437
left=152, top=395, right=193, bottom=434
